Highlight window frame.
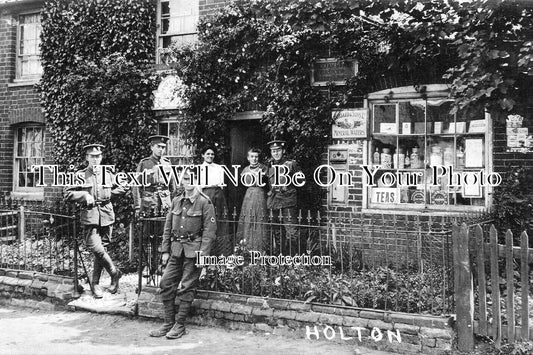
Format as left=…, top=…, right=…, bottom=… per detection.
left=158, top=119, right=194, bottom=164
left=15, top=11, right=43, bottom=82
left=156, top=0, right=199, bottom=64
left=12, top=124, right=45, bottom=198
left=362, top=85, right=493, bottom=213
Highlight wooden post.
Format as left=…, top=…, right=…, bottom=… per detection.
left=452, top=222, right=474, bottom=352
left=128, top=222, right=133, bottom=262
left=475, top=224, right=488, bottom=336
left=17, top=205, right=25, bottom=242
left=490, top=225, right=501, bottom=347
left=505, top=230, right=515, bottom=342
left=520, top=231, right=529, bottom=340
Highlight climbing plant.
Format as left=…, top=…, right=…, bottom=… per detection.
left=39, top=0, right=158, bottom=221
left=167, top=0, right=532, bottom=209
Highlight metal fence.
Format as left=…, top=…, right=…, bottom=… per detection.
left=136, top=208, right=490, bottom=315
left=0, top=195, right=80, bottom=291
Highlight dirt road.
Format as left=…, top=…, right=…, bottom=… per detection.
left=0, top=305, right=396, bottom=355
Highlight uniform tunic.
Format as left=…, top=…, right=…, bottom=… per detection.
left=133, top=155, right=175, bottom=215
left=266, top=158, right=302, bottom=210
left=159, top=191, right=216, bottom=302
left=64, top=165, right=125, bottom=257
left=64, top=166, right=125, bottom=227
left=266, top=158, right=303, bottom=244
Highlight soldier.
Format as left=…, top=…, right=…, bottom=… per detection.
left=133, top=135, right=176, bottom=280
left=149, top=168, right=216, bottom=339
left=133, top=135, right=175, bottom=217
left=64, top=144, right=126, bottom=298
left=266, top=140, right=304, bottom=251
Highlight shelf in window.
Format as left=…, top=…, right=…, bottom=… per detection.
left=372, top=133, right=425, bottom=136
left=427, top=132, right=485, bottom=137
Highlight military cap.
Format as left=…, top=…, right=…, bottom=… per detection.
left=83, top=144, right=104, bottom=155
left=148, top=135, right=169, bottom=145
left=267, top=140, right=286, bottom=149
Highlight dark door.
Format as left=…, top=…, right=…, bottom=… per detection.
left=227, top=120, right=265, bottom=212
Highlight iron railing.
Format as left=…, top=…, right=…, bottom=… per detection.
left=136, top=208, right=489, bottom=315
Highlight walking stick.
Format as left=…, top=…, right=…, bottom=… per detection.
left=75, top=239, right=95, bottom=295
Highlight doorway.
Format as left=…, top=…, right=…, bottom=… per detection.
left=227, top=120, right=265, bottom=212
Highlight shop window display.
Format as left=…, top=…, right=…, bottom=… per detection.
left=369, top=100, right=488, bottom=211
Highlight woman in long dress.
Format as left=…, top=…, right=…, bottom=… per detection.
left=200, top=146, right=231, bottom=255
left=237, top=148, right=268, bottom=252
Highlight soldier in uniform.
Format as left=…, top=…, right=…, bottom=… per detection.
left=133, top=135, right=175, bottom=217
left=133, top=135, right=176, bottom=280
left=64, top=144, right=126, bottom=298
left=266, top=140, right=304, bottom=252
left=149, top=168, right=216, bottom=339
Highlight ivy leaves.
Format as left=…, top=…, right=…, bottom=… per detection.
left=40, top=0, right=157, bottom=222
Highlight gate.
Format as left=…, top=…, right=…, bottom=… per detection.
left=453, top=223, right=532, bottom=351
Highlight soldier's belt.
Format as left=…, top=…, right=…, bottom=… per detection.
left=84, top=200, right=111, bottom=209
left=170, top=232, right=199, bottom=242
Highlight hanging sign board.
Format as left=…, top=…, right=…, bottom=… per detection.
left=311, top=58, right=358, bottom=86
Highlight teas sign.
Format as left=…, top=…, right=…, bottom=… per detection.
left=371, top=188, right=399, bottom=204
left=311, top=58, right=358, bottom=86
left=332, top=109, right=368, bottom=138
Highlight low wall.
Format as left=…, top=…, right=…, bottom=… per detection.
left=138, top=287, right=454, bottom=354
left=0, top=268, right=77, bottom=310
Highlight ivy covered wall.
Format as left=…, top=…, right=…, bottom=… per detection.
left=166, top=0, right=533, bottom=210
left=39, top=0, right=158, bottom=220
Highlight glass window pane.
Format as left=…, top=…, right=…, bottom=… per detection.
left=19, top=173, right=26, bottom=187
left=373, top=104, right=396, bottom=134
left=18, top=13, right=42, bottom=78
left=161, top=1, right=170, bottom=16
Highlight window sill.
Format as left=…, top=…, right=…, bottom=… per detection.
left=362, top=207, right=486, bottom=216
left=7, top=79, right=41, bottom=88
left=11, top=190, right=44, bottom=201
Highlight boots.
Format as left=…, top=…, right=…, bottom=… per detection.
left=101, top=253, right=122, bottom=294
left=166, top=301, right=190, bottom=339
left=149, top=301, right=176, bottom=337
left=91, top=258, right=104, bottom=298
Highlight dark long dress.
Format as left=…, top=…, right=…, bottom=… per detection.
left=237, top=164, right=268, bottom=251
left=201, top=162, right=231, bottom=256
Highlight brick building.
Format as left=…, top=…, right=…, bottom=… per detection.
left=0, top=0, right=227, bottom=202
left=1, top=0, right=531, bottom=217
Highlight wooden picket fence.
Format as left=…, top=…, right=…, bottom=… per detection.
left=453, top=223, right=532, bottom=352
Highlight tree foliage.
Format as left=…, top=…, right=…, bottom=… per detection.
left=165, top=0, right=532, bottom=209
left=39, top=0, right=158, bottom=221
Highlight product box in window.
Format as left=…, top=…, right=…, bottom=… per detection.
left=434, top=122, right=442, bottom=134
left=410, top=190, right=425, bottom=204
left=402, top=122, right=412, bottom=134
left=414, top=122, right=425, bottom=134
left=430, top=190, right=449, bottom=205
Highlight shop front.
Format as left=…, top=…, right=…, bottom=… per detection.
left=327, top=84, right=494, bottom=216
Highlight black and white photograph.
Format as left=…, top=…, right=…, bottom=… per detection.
left=0, top=0, right=532, bottom=354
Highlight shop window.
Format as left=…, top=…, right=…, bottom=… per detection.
left=13, top=125, right=44, bottom=192
left=367, top=98, right=490, bottom=211
left=157, top=0, right=199, bottom=63
left=158, top=121, right=194, bottom=165
left=16, top=13, right=42, bottom=80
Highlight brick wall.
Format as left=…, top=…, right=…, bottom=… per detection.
left=492, top=110, right=533, bottom=174
left=138, top=287, right=454, bottom=354
left=0, top=268, right=77, bottom=310
left=0, top=4, right=50, bottom=200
